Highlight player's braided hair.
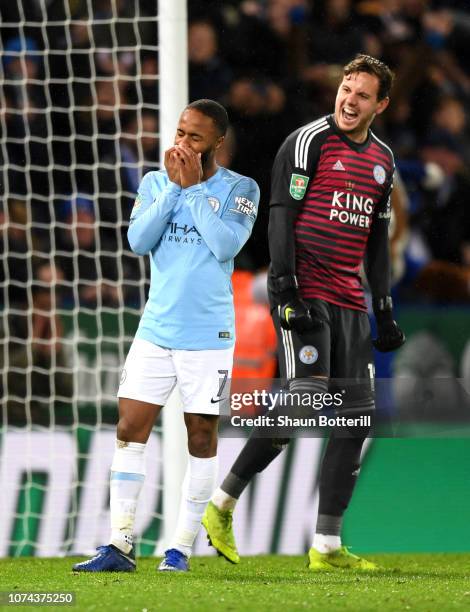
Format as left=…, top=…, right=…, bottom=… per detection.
left=186, top=99, right=229, bottom=136
left=343, top=54, right=394, bottom=101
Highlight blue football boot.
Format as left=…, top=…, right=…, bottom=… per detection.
left=158, top=548, right=189, bottom=572
left=73, top=544, right=136, bottom=572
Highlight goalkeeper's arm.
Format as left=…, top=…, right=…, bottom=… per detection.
left=365, top=200, right=405, bottom=353
left=269, top=205, right=315, bottom=333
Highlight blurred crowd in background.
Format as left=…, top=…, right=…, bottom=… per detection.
left=1, top=0, right=470, bottom=422
left=1, top=0, right=470, bottom=309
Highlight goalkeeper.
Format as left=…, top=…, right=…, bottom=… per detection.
left=203, top=55, right=405, bottom=571
left=73, top=99, right=259, bottom=573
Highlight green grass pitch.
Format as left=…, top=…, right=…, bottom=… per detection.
left=1, top=554, right=470, bottom=611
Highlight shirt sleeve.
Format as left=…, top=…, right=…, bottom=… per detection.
left=184, top=177, right=259, bottom=263
left=127, top=173, right=181, bottom=255
left=268, top=131, right=318, bottom=278
left=365, top=175, right=394, bottom=299
left=269, top=127, right=321, bottom=210
left=373, top=174, right=393, bottom=221
left=268, top=205, right=298, bottom=278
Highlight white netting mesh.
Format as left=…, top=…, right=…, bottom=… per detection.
left=0, top=0, right=162, bottom=557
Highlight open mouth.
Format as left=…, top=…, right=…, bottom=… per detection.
left=341, top=107, right=358, bottom=123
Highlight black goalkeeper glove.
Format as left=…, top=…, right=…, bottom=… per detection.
left=272, top=274, right=316, bottom=333
left=372, top=297, right=406, bottom=352
left=280, top=295, right=315, bottom=333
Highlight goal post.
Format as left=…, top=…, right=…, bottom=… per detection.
left=157, top=0, right=189, bottom=555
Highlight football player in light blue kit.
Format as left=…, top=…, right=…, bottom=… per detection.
left=73, top=99, right=259, bottom=573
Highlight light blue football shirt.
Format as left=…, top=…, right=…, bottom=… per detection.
left=128, top=167, right=259, bottom=350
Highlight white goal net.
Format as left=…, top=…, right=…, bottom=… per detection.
left=0, top=0, right=162, bottom=557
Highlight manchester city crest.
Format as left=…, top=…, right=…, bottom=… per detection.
left=208, top=196, right=220, bottom=212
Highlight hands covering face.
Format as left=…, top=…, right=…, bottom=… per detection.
left=164, top=145, right=203, bottom=188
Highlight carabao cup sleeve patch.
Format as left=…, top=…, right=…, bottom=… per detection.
left=289, top=173, right=309, bottom=200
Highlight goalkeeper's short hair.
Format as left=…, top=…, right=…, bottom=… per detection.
left=344, top=54, right=394, bottom=101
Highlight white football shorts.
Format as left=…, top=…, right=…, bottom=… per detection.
left=117, top=338, right=234, bottom=415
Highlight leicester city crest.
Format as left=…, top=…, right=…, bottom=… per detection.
left=299, top=345, right=318, bottom=365
left=373, top=165, right=386, bottom=185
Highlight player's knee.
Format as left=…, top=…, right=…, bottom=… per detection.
left=187, top=429, right=216, bottom=457
left=348, top=422, right=371, bottom=439
left=332, top=418, right=372, bottom=440
left=116, top=417, right=139, bottom=442
left=338, top=405, right=374, bottom=439
left=186, top=414, right=218, bottom=456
